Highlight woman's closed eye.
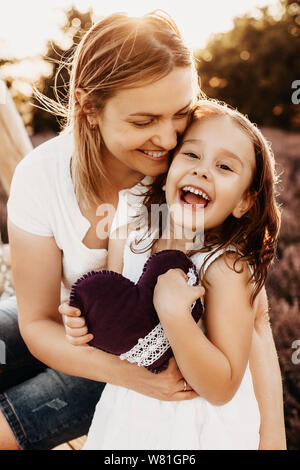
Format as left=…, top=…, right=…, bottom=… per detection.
left=132, top=120, right=154, bottom=127
left=131, top=111, right=190, bottom=128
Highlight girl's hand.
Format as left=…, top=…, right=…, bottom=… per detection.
left=153, top=268, right=205, bottom=320
left=58, top=302, right=94, bottom=346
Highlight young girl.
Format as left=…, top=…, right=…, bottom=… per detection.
left=81, top=100, right=281, bottom=450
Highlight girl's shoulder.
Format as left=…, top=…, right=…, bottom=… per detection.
left=192, top=245, right=251, bottom=284
left=202, top=248, right=252, bottom=292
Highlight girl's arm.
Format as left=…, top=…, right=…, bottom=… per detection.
left=153, top=253, right=256, bottom=405
left=249, top=287, right=286, bottom=449
left=8, top=220, right=196, bottom=402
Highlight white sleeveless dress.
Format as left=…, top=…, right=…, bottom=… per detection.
left=83, top=230, right=261, bottom=450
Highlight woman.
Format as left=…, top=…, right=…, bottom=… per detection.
left=1, top=11, right=285, bottom=450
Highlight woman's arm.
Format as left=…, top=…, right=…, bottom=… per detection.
left=154, top=253, right=256, bottom=405
left=61, top=224, right=129, bottom=345
left=8, top=220, right=196, bottom=401
left=249, top=287, right=286, bottom=449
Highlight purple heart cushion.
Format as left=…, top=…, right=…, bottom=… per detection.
left=69, top=249, right=203, bottom=373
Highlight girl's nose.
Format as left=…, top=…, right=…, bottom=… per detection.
left=151, top=122, right=178, bottom=150
left=192, top=166, right=211, bottom=180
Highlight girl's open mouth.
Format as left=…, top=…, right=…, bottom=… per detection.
left=179, top=186, right=210, bottom=209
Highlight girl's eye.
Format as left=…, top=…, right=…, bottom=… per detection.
left=218, top=164, right=232, bottom=171
left=183, top=152, right=198, bottom=159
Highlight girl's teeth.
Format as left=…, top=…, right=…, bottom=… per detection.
left=182, top=186, right=210, bottom=201
left=142, top=150, right=168, bottom=158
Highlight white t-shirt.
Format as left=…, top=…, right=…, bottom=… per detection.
left=7, top=132, right=149, bottom=302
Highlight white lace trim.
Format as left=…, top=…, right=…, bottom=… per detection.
left=120, top=322, right=170, bottom=367
left=119, top=267, right=198, bottom=367
left=187, top=268, right=197, bottom=310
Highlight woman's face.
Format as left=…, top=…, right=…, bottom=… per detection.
left=97, top=67, right=196, bottom=178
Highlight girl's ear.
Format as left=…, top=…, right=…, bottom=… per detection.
left=162, top=185, right=166, bottom=191
left=232, top=190, right=255, bottom=219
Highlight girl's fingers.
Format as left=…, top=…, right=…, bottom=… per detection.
left=58, top=302, right=81, bottom=317
left=65, top=325, right=89, bottom=337
left=64, top=315, right=86, bottom=328
left=66, top=334, right=94, bottom=346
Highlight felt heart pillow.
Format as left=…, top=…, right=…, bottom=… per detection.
left=69, top=250, right=203, bottom=374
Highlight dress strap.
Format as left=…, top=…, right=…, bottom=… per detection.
left=191, top=245, right=238, bottom=279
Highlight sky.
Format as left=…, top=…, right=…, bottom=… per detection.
left=0, top=0, right=282, bottom=59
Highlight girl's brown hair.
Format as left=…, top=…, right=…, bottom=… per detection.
left=36, top=10, right=199, bottom=209
left=138, top=100, right=281, bottom=304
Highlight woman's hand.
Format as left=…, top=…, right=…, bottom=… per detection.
left=123, top=357, right=198, bottom=401
left=58, top=302, right=93, bottom=346
left=58, top=302, right=198, bottom=401
left=153, top=268, right=205, bottom=320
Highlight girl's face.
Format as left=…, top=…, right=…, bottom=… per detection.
left=97, top=67, right=195, bottom=179
left=165, top=115, right=256, bottom=233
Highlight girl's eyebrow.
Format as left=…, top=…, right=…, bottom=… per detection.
left=182, top=139, right=244, bottom=167
left=128, top=101, right=192, bottom=117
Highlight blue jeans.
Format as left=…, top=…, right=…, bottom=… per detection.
left=0, top=296, right=105, bottom=450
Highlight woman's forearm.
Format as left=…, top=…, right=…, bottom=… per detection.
left=19, top=316, right=199, bottom=403
left=20, top=317, right=133, bottom=385
left=249, top=317, right=286, bottom=449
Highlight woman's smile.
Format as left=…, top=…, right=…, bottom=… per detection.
left=137, top=149, right=170, bottom=161
left=97, top=67, right=195, bottom=180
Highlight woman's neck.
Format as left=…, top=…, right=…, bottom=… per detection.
left=102, top=148, right=145, bottom=193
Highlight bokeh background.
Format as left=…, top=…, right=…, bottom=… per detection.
left=0, top=0, right=299, bottom=449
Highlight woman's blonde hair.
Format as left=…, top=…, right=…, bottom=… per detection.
left=0, top=81, right=32, bottom=194
left=38, top=10, right=198, bottom=209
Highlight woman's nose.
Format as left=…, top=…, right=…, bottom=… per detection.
left=151, top=122, right=178, bottom=150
